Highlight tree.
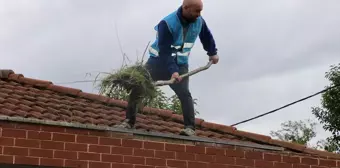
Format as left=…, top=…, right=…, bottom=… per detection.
left=269, top=119, right=339, bottom=152
left=270, top=119, right=317, bottom=146
left=311, top=62, right=340, bottom=152
left=315, top=137, right=339, bottom=153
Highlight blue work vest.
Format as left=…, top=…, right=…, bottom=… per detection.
left=149, top=10, right=203, bottom=65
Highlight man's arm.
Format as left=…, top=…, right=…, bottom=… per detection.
left=158, top=20, right=179, bottom=75
left=199, top=18, right=218, bottom=56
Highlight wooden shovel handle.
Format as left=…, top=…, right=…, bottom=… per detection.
left=153, top=60, right=213, bottom=86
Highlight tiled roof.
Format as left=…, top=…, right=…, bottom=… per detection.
left=0, top=69, right=339, bottom=159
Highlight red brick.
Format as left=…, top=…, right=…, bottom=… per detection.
left=255, top=160, right=274, bottom=168
left=215, top=156, right=235, bottom=164
left=207, top=163, right=228, bottom=168
left=14, top=156, right=39, bottom=165
left=16, top=123, right=41, bottom=131
left=89, top=130, right=112, bottom=137
left=78, top=152, right=101, bottom=161
left=65, top=142, right=88, bottom=152
left=236, top=158, right=254, bottom=167
left=124, top=155, right=145, bottom=164
left=41, top=140, right=64, bottom=150
left=245, top=151, right=263, bottom=160
left=134, top=148, right=155, bottom=157
left=274, top=162, right=293, bottom=168
left=167, top=160, right=187, bottom=168
left=155, top=151, right=175, bottom=159
left=206, top=147, right=225, bottom=156
left=3, top=146, right=28, bottom=156
left=111, top=132, right=133, bottom=139
left=319, top=159, right=336, bottom=167
left=186, top=145, right=205, bottom=154
left=15, top=139, right=39, bottom=148
left=29, top=148, right=53, bottom=158
left=146, top=158, right=166, bottom=166
left=0, top=122, right=16, bottom=128
left=176, top=152, right=195, bottom=161
left=225, top=166, right=244, bottom=168
left=144, top=141, right=165, bottom=150
left=0, top=155, right=13, bottom=164
left=264, top=153, right=282, bottom=162
left=188, top=161, right=208, bottom=168
left=218, top=144, right=236, bottom=150
left=2, top=128, right=26, bottom=138
left=101, top=154, right=123, bottom=163
left=0, top=137, right=14, bottom=146
left=40, top=158, right=64, bottom=167
left=166, top=143, right=185, bottom=152
left=99, top=137, right=121, bottom=146
left=89, top=144, right=111, bottom=154
left=27, top=131, right=51, bottom=140
left=65, top=128, right=89, bottom=135
left=226, top=149, right=245, bottom=158
left=122, top=139, right=143, bottom=148
left=283, top=156, right=300, bottom=163
left=112, top=146, right=133, bottom=155
left=111, top=163, right=134, bottom=168
left=53, top=133, right=75, bottom=142
left=41, top=125, right=65, bottom=132
left=301, top=157, right=318, bottom=165
left=54, top=150, right=77, bottom=160
left=196, top=154, right=215, bottom=163
left=89, top=161, right=111, bottom=168
left=76, top=135, right=98, bottom=144
left=135, top=166, right=154, bottom=168
left=293, top=164, right=310, bottom=168
left=65, top=159, right=88, bottom=168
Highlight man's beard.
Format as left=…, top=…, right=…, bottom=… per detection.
left=187, top=17, right=197, bottom=23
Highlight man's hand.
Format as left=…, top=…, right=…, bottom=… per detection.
left=171, top=72, right=182, bottom=83
left=209, top=55, right=219, bottom=64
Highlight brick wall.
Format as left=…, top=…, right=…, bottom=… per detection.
left=0, top=121, right=339, bottom=168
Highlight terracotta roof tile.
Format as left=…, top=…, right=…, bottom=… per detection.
left=0, top=69, right=339, bottom=159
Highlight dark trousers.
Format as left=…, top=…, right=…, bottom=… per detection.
left=125, top=60, right=196, bottom=129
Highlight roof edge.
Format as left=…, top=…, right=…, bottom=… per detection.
left=0, top=115, right=285, bottom=152
left=1, top=69, right=339, bottom=158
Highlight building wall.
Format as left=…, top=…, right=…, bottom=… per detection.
left=0, top=121, right=339, bottom=168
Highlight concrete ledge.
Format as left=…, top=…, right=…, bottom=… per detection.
left=0, top=115, right=284, bottom=151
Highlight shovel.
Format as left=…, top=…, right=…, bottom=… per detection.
left=153, top=60, right=213, bottom=86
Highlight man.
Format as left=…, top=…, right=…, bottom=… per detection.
left=114, top=0, right=219, bottom=136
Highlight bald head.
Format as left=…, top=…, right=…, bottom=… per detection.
left=183, top=0, right=203, bottom=8
left=181, top=0, right=203, bottom=22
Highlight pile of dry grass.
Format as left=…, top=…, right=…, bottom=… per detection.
left=97, top=61, right=157, bottom=105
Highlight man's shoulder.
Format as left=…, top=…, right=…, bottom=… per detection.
left=162, top=10, right=178, bottom=22
left=198, top=16, right=206, bottom=24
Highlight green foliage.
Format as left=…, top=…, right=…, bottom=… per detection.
left=168, top=94, right=199, bottom=115
left=311, top=62, right=340, bottom=152
left=315, top=137, right=339, bottom=153
left=270, top=119, right=317, bottom=146
left=270, top=63, right=340, bottom=153
left=270, top=119, right=340, bottom=152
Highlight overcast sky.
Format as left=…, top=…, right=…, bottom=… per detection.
left=1, top=0, right=340, bottom=146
